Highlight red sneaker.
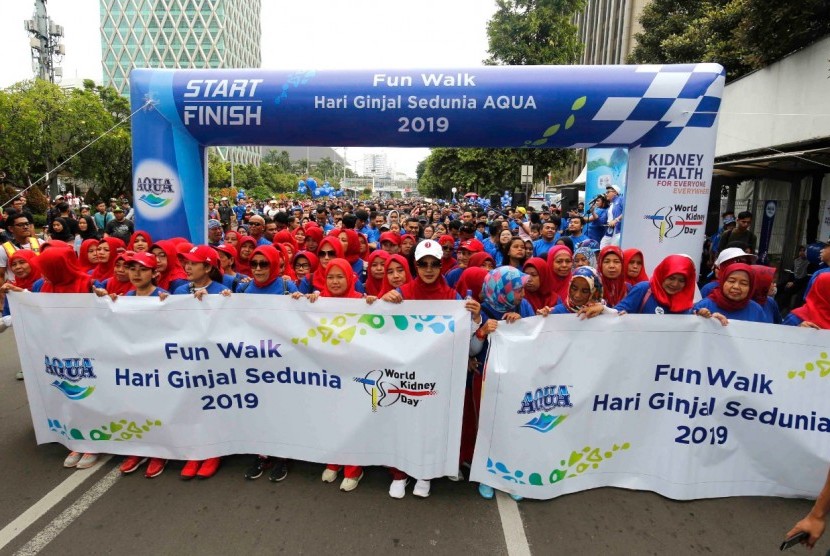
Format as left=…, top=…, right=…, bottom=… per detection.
left=196, top=457, right=221, bottom=479
left=119, top=456, right=147, bottom=474
left=181, top=460, right=201, bottom=480
left=145, top=458, right=167, bottom=478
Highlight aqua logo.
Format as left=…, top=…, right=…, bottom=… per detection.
left=138, top=193, right=172, bottom=208
left=51, top=380, right=95, bottom=400
left=133, top=160, right=181, bottom=220
left=354, top=368, right=436, bottom=412
left=44, top=356, right=96, bottom=383
left=522, top=413, right=567, bottom=433
left=517, top=385, right=572, bottom=414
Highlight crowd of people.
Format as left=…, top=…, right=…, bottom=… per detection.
left=1, top=188, right=829, bottom=529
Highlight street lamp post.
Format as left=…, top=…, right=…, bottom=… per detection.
left=451, top=187, right=457, bottom=204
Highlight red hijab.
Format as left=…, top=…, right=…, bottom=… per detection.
left=38, top=247, right=93, bottom=293
left=321, top=258, right=362, bottom=298
left=649, top=255, right=697, bottom=313
left=598, top=246, right=627, bottom=307
left=523, top=257, right=557, bottom=311
left=223, top=230, right=240, bottom=246
left=708, top=263, right=754, bottom=312
left=7, top=250, right=42, bottom=291
left=341, top=229, right=361, bottom=264
left=274, top=230, right=299, bottom=252
left=91, top=237, right=126, bottom=282
left=236, top=236, right=257, bottom=276
left=272, top=243, right=297, bottom=280
left=250, top=245, right=283, bottom=288
left=151, top=240, right=187, bottom=291
left=78, top=238, right=99, bottom=273
left=379, top=254, right=413, bottom=296
left=364, top=250, right=390, bottom=296
left=623, top=248, right=648, bottom=287
left=456, top=267, right=488, bottom=300
left=292, top=250, right=319, bottom=287
left=546, top=245, right=573, bottom=303
left=399, top=259, right=458, bottom=300
left=312, top=237, right=345, bottom=292
left=439, top=235, right=456, bottom=274
left=791, top=272, right=830, bottom=329
left=105, top=251, right=135, bottom=296
left=751, top=265, right=776, bottom=306
left=304, top=225, right=324, bottom=250
left=469, top=251, right=495, bottom=269
left=127, top=230, right=153, bottom=252
left=291, top=227, right=306, bottom=249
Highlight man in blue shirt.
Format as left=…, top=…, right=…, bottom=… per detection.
left=564, top=216, right=589, bottom=246
left=533, top=221, right=560, bottom=259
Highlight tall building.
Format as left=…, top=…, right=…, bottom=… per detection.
left=363, top=153, right=389, bottom=178
left=574, top=0, right=648, bottom=65
left=99, top=0, right=262, bottom=163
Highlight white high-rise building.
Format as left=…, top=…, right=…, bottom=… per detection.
left=363, top=153, right=389, bottom=178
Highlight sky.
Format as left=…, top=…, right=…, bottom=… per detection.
left=0, top=0, right=498, bottom=176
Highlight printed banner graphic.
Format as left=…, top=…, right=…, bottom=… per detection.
left=470, top=315, right=830, bottom=500
left=9, top=294, right=470, bottom=480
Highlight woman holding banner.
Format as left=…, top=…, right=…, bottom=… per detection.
left=782, top=272, right=830, bottom=328
left=692, top=264, right=766, bottom=324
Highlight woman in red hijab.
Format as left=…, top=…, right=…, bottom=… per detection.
left=438, top=235, right=456, bottom=274
left=751, top=265, right=781, bottom=324
left=149, top=240, right=188, bottom=292
left=785, top=272, right=830, bottom=329
left=456, top=266, right=488, bottom=301
left=364, top=250, right=390, bottom=296
left=291, top=226, right=306, bottom=250
left=546, top=245, right=573, bottom=303
left=623, top=248, right=648, bottom=287
left=339, top=228, right=364, bottom=277
left=598, top=245, right=628, bottom=307
left=272, top=243, right=297, bottom=281
left=378, top=254, right=412, bottom=296
left=614, top=254, right=697, bottom=315
left=91, top=237, right=126, bottom=283
left=299, top=236, right=345, bottom=294
left=103, top=250, right=135, bottom=296
left=273, top=229, right=299, bottom=253
left=235, top=236, right=257, bottom=276
left=523, top=257, right=558, bottom=311
left=303, top=224, right=323, bottom=253
left=693, top=263, right=766, bottom=323
left=4, top=250, right=42, bottom=292
left=468, top=251, right=496, bottom=271
left=78, top=238, right=99, bottom=273
left=223, top=230, right=240, bottom=250
left=291, top=250, right=318, bottom=289
left=127, top=230, right=153, bottom=253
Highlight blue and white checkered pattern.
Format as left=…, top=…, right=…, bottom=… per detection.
left=577, top=63, right=725, bottom=148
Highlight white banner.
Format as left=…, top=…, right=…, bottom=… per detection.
left=8, top=293, right=470, bottom=479
left=470, top=314, right=830, bottom=500
left=820, top=199, right=830, bottom=241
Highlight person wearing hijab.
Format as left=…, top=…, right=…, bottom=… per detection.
left=35, top=246, right=101, bottom=469
left=273, top=230, right=299, bottom=253
left=438, top=235, right=457, bottom=275
left=468, top=251, right=496, bottom=271
left=693, top=263, right=766, bottom=323
left=573, top=245, right=597, bottom=269
left=783, top=272, right=830, bottom=328
left=381, top=240, right=483, bottom=499
left=215, top=244, right=249, bottom=293
left=303, top=225, right=323, bottom=253
left=291, top=227, right=306, bottom=250
left=298, top=236, right=343, bottom=294
left=149, top=240, right=189, bottom=293
left=291, top=251, right=318, bottom=289
left=1, top=250, right=44, bottom=350
left=554, top=236, right=575, bottom=253
left=379, top=231, right=402, bottom=255
left=103, top=250, right=135, bottom=296
left=235, top=236, right=257, bottom=277
left=78, top=238, right=99, bottom=273
left=223, top=230, right=241, bottom=250
left=91, top=237, right=126, bottom=283
left=127, top=231, right=153, bottom=253
left=340, top=228, right=365, bottom=278
left=523, top=257, right=558, bottom=312
left=48, top=217, right=74, bottom=243
left=623, top=249, right=648, bottom=287
left=615, top=255, right=696, bottom=315
left=238, top=245, right=297, bottom=295
left=364, top=251, right=390, bottom=296
left=74, top=215, right=99, bottom=249
left=546, top=245, right=574, bottom=303
left=378, top=254, right=412, bottom=296
left=272, top=243, right=297, bottom=282
left=751, top=265, right=781, bottom=324
left=551, top=266, right=604, bottom=315
left=598, top=246, right=628, bottom=307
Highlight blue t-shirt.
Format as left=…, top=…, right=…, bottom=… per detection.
left=758, top=297, right=782, bottom=324
left=533, top=238, right=558, bottom=259
left=125, top=287, right=168, bottom=297
left=298, top=273, right=365, bottom=294
left=445, top=267, right=464, bottom=289
left=615, top=282, right=693, bottom=315
left=168, top=278, right=189, bottom=292
left=239, top=277, right=298, bottom=295
left=222, top=272, right=250, bottom=293
left=692, top=297, right=768, bottom=323
left=782, top=313, right=802, bottom=326
left=586, top=208, right=607, bottom=243
left=550, top=300, right=572, bottom=315
left=700, top=280, right=719, bottom=298
left=804, top=267, right=830, bottom=299
left=172, top=281, right=229, bottom=295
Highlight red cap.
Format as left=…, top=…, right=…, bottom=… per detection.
left=438, top=234, right=455, bottom=246
left=459, top=239, right=484, bottom=253
left=115, top=250, right=135, bottom=264
left=379, top=231, right=402, bottom=246
left=179, top=245, right=220, bottom=268
left=214, top=243, right=237, bottom=260
left=127, top=251, right=158, bottom=269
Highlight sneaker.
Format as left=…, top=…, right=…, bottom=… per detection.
left=268, top=459, right=288, bottom=482
left=244, top=456, right=271, bottom=480
left=181, top=460, right=200, bottom=480
left=63, top=451, right=82, bottom=468
left=413, top=479, right=431, bottom=498
left=446, top=469, right=464, bottom=482
left=119, top=456, right=147, bottom=474
left=478, top=483, right=495, bottom=499
left=196, top=457, right=221, bottom=479
left=76, top=453, right=99, bottom=469
left=145, top=458, right=166, bottom=478
left=16, top=370, right=24, bottom=380
left=321, top=468, right=338, bottom=483
left=510, top=493, right=523, bottom=502
left=389, top=478, right=408, bottom=499
left=340, top=472, right=364, bottom=492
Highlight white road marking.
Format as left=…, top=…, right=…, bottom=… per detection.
left=496, top=491, right=532, bottom=556
left=0, top=456, right=113, bottom=553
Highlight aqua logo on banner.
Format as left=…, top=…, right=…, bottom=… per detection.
left=134, top=159, right=182, bottom=220
left=44, top=355, right=96, bottom=400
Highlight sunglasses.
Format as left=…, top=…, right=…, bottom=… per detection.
left=319, top=250, right=337, bottom=258
left=441, top=245, right=452, bottom=251
left=250, top=261, right=271, bottom=269
left=249, top=222, right=263, bottom=226
left=416, top=260, right=442, bottom=269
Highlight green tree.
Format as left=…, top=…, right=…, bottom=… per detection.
left=262, top=149, right=292, bottom=172
left=207, top=150, right=231, bottom=188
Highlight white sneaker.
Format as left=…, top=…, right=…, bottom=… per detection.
left=413, top=479, right=431, bottom=498
left=321, top=468, right=338, bottom=483
left=340, top=472, right=363, bottom=492
left=63, top=451, right=82, bottom=468
left=389, top=478, right=408, bottom=499
left=76, top=453, right=99, bottom=469
left=15, top=370, right=24, bottom=380
left=446, top=469, right=464, bottom=482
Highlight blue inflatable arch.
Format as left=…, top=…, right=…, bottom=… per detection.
left=130, top=65, right=724, bottom=269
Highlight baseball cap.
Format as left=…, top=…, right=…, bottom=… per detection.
left=723, top=216, right=736, bottom=225
left=438, top=234, right=455, bottom=246
left=606, top=185, right=621, bottom=194
left=516, top=207, right=527, bottom=215
left=220, top=196, right=228, bottom=201
left=379, top=231, right=402, bottom=246
left=715, top=247, right=757, bottom=267
left=127, top=251, right=158, bottom=269
left=113, top=206, right=124, bottom=213
left=414, top=240, right=443, bottom=261
left=214, top=244, right=237, bottom=260
left=179, top=245, right=220, bottom=268
left=459, top=239, right=484, bottom=253
left=115, top=250, right=135, bottom=264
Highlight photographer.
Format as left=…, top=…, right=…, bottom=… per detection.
left=585, top=194, right=608, bottom=243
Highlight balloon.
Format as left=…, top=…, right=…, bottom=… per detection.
left=806, top=242, right=827, bottom=265
left=306, top=178, right=318, bottom=190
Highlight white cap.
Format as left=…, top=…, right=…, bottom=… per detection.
left=606, top=184, right=620, bottom=194
left=414, top=240, right=443, bottom=261
left=715, top=247, right=757, bottom=267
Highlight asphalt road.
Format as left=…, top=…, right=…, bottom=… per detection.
left=0, top=328, right=819, bottom=556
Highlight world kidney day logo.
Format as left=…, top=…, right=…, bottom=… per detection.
left=134, top=159, right=182, bottom=220
left=643, top=205, right=704, bottom=242
left=354, top=369, right=437, bottom=412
